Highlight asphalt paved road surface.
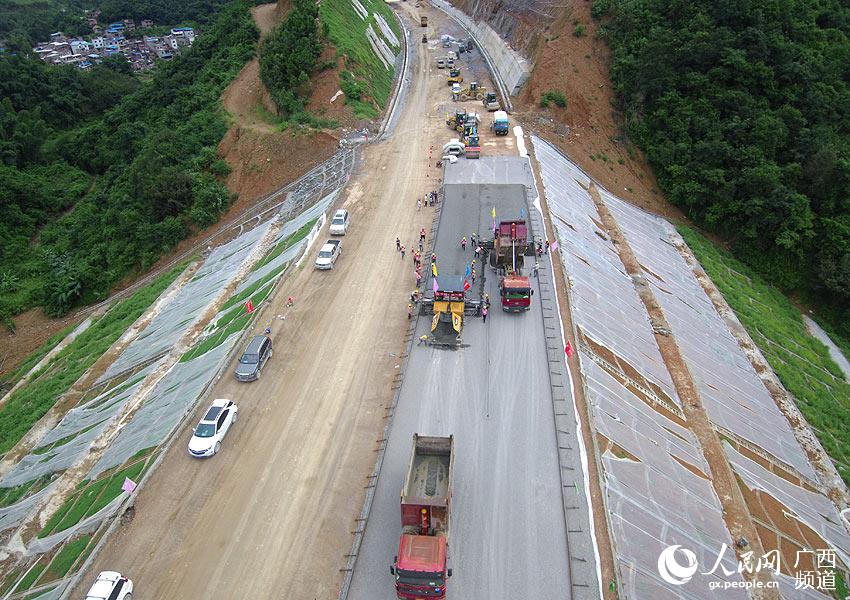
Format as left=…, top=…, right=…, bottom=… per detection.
left=348, top=163, right=572, bottom=598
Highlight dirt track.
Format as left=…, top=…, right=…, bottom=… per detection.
left=73, top=5, right=496, bottom=599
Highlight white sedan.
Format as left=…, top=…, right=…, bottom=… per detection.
left=188, top=399, right=238, bottom=457
left=85, top=571, right=133, bottom=600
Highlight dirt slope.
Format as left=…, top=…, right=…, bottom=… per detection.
left=507, top=2, right=683, bottom=220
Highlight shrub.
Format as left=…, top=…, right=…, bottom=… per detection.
left=540, top=90, right=568, bottom=109
left=574, top=23, right=586, bottom=37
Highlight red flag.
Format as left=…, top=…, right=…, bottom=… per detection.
left=245, top=299, right=254, bottom=313
left=565, top=340, right=574, bottom=357
left=463, top=279, right=471, bottom=291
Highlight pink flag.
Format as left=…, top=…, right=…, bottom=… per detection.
left=550, top=239, right=559, bottom=252
left=122, top=477, right=137, bottom=494
left=565, top=341, right=574, bottom=357
left=433, top=278, right=439, bottom=293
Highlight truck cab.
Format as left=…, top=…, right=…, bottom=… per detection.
left=491, top=110, right=509, bottom=135
left=392, top=536, right=450, bottom=599
left=499, top=275, right=533, bottom=311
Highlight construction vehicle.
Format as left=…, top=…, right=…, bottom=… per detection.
left=420, top=15, right=428, bottom=27
left=430, top=275, right=466, bottom=342
left=390, top=434, right=454, bottom=599
left=491, top=110, right=509, bottom=136
left=463, top=132, right=480, bottom=159
left=446, top=109, right=466, bottom=132
left=442, top=139, right=466, bottom=157
left=446, top=68, right=462, bottom=86
left=457, top=82, right=487, bottom=102
left=446, top=57, right=455, bottom=69
left=482, top=92, right=500, bottom=111
left=490, top=220, right=533, bottom=311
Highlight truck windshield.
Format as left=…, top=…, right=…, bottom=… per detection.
left=318, top=250, right=332, bottom=258
left=397, top=570, right=445, bottom=587
left=505, top=290, right=530, bottom=298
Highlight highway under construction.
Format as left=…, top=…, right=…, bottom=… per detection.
left=345, top=155, right=599, bottom=599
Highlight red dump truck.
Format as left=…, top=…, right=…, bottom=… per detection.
left=492, top=220, right=533, bottom=311
left=499, top=274, right=533, bottom=311
left=391, top=434, right=454, bottom=599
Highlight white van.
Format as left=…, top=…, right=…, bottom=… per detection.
left=329, top=209, right=350, bottom=235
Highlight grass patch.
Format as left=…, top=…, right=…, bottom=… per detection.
left=540, top=90, right=568, bottom=109
left=320, top=0, right=400, bottom=113
left=0, top=260, right=189, bottom=456
left=680, top=226, right=850, bottom=485
left=181, top=311, right=254, bottom=363
left=251, top=218, right=317, bottom=272
left=0, top=473, right=53, bottom=507
left=38, top=459, right=151, bottom=538
left=45, top=535, right=91, bottom=580
left=16, top=562, right=45, bottom=592
left=221, top=266, right=283, bottom=313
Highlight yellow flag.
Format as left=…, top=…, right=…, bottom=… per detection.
left=491, top=206, right=496, bottom=218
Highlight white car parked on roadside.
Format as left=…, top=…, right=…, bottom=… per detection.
left=85, top=571, right=133, bottom=600
left=329, top=208, right=350, bottom=235
left=188, top=399, right=238, bottom=457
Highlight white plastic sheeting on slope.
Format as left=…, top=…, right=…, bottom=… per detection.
left=604, top=195, right=817, bottom=481
left=532, top=136, right=679, bottom=406
left=1, top=361, right=163, bottom=489
left=233, top=191, right=338, bottom=298
left=97, top=223, right=272, bottom=383
left=533, top=136, right=743, bottom=598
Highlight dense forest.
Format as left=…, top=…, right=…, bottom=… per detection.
left=594, top=0, right=850, bottom=334
left=0, top=0, right=258, bottom=324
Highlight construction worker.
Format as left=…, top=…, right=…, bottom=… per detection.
left=545, top=239, right=550, bottom=254
left=410, top=289, right=420, bottom=303
left=417, top=198, right=422, bottom=211
left=420, top=228, right=426, bottom=243
left=418, top=334, right=429, bottom=346
left=533, top=261, right=540, bottom=277
left=484, top=293, right=490, bottom=308
left=407, top=303, right=413, bottom=319
left=396, top=237, right=401, bottom=251
left=482, top=305, right=488, bottom=323
left=461, top=236, right=467, bottom=251
left=471, top=232, right=477, bottom=247
left=401, top=245, right=406, bottom=259
left=415, top=271, right=422, bottom=286
left=287, top=296, right=294, bottom=307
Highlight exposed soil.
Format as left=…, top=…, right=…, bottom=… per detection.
left=304, top=48, right=361, bottom=131
left=0, top=311, right=78, bottom=382
left=515, top=1, right=684, bottom=222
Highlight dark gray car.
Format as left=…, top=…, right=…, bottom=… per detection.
left=234, top=335, right=272, bottom=382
